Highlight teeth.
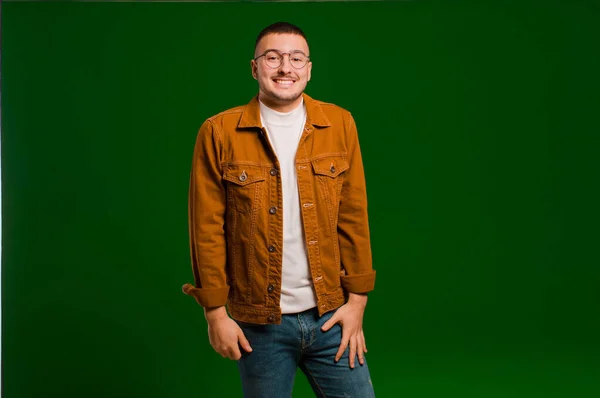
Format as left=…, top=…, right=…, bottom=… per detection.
left=275, top=80, right=293, bottom=85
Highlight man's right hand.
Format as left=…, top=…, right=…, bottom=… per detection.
left=204, top=306, right=252, bottom=360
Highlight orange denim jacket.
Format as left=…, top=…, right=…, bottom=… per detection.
left=182, top=92, right=376, bottom=324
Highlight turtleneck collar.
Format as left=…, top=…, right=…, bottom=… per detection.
left=259, top=97, right=305, bottom=127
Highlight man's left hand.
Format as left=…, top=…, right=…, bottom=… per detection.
left=321, top=293, right=368, bottom=368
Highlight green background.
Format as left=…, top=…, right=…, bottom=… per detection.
left=2, top=0, right=599, bottom=397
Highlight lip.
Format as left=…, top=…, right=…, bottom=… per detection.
left=272, top=78, right=296, bottom=88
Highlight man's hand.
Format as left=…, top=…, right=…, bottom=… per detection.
left=204, top=306, right=252, bottom=360
left=321, top=293, right=368, bottom=368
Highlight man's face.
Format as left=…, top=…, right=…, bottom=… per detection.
left=251, top=33, right=312, bottom=110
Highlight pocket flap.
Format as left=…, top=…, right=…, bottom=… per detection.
left=311, top=157, right=349, bottom=178
left=223, top=166, right=266, bottom=186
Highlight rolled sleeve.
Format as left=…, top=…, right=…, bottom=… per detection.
left=182, top=283, right=230, bottom=308
left=341, top=270, right=376, bottom=293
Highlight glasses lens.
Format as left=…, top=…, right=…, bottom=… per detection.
left=290, top=53, right=308, bottom=68
left=264, top=51, right=282, bottom=68
left=262, top=51, right=308, bottom=69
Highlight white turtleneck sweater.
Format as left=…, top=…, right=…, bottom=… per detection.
left=259, top=97, right=317, bottom=314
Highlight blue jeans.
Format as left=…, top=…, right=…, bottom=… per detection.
left=235, top=306, right=376, bottom=397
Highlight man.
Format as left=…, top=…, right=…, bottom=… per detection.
left=182, top=21, right=377, bottom=397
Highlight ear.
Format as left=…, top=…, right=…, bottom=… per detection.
left=251, top=60, right=258, bottom=80
left=307, top=61, right=312, bottom=82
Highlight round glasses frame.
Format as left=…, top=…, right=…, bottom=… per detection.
left=254, top=50, right=310, bottom=69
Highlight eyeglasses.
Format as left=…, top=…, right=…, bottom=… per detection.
left=254, top=50, right=310, bottom=69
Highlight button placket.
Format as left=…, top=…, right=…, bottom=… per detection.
left=298, top=177, right=323, bottom=303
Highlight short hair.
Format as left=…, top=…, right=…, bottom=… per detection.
left=255, top=22, right=308, bottom=52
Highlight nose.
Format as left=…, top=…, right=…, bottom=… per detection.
left=278, top=54, right=293, bottom=74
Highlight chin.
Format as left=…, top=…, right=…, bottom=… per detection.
left=276, top=93, right=302, bottom=102
left=263, top=89, right=301, bottom=103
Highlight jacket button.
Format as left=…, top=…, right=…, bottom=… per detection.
left=270, top=168, right=278, bottom=176
left=268, top=245, right=276, bottom=252
left=267, top=314, right=275, bottom=322
left=267, top=284, right=274, bottom=293
left=330, top=165, right=336, bottom=173
left=269, top=206, right=277, bottom=214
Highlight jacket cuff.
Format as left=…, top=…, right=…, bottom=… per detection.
left=182, top=283, right=229, bottom=308
left=340, top=270, right=376, bottom=293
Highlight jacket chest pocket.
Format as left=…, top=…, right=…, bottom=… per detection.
left=223, top=165, right=267, bottom=214
left=311, top=156, right=349, bottom=206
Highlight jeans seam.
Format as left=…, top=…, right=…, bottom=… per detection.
left=303, top=366, right=327, bottom=398
left=297, top=314, right=305, bottom=351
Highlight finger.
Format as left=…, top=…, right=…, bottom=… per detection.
left=217, top=347, right=227, bottom=358
left=321, top=314, right=338, bottom=332
left=229, top=345, right=242, bottom=361
left=362, top=330, right=368, bottom=353
left=357, top=336, right=365, bottom=366
left=238, top=330, right=253, bottom=352
left=349, top=336, right=357, bottom=368
left=232, top=349, right=242, bottom=361
left=335, top=333, right=349, bottom=362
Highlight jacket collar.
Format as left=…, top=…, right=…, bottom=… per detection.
left=237, top=92, right=331, bottom=129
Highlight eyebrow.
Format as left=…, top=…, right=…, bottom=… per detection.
left=263, top=48, right=308, bottom=56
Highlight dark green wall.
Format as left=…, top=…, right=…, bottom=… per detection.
left=2, top=1, right=599, bottom=397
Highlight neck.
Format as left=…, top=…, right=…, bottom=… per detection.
left=258, top=92, right=303, bottom=113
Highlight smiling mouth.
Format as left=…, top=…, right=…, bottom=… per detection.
left=273, top=79, right=295, bottom=86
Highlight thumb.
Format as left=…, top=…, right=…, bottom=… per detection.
left=321, top=315, right=338, bottom=332
left=238, top=329, right=253, bottom=352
